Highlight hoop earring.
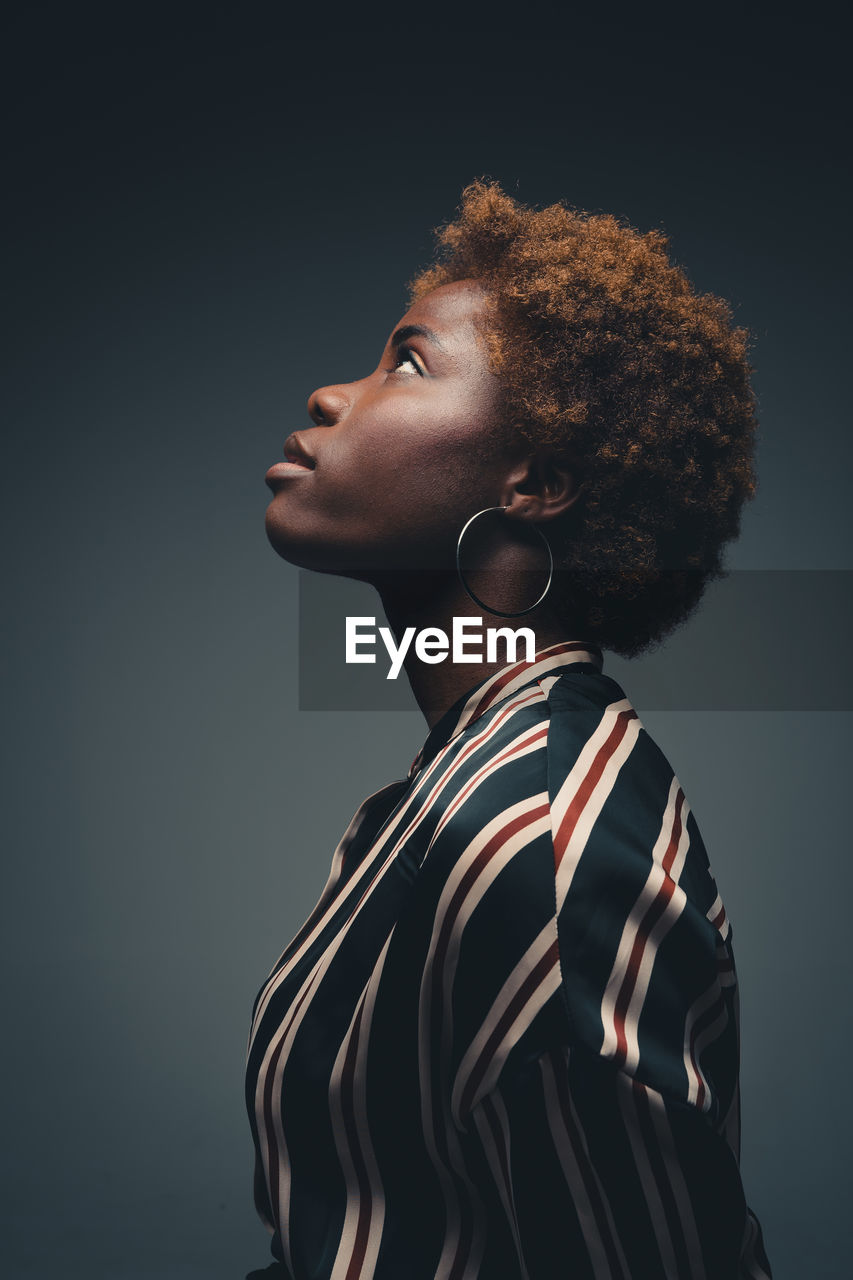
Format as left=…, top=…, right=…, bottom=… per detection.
left=456, top=505, right=554, bottom=618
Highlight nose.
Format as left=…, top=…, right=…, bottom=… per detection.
left=307, top=383, right=351, bottom=427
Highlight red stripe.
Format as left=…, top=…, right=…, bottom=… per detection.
left=458, top=940, right=560, bottom=1120
left=259, top=692, right=546, bottom=1055
left=346, top=716, right=537, bottom=933
left=259, top=700, right=548, bottom=1243
left=408, top=689, right=545, bottom=867
left=429, top=804, right=551, bottom=1100
left=613, top=789, right=685, bottom=1065
left=425, top=801, right=549, bottom=1280
left=438, top=725, right=549, bottom=831
left=250, top=782, right=409, bottom=1037
left=553, top=708, right=638, bottom=871
left=466, top=641, right=599, bottom=727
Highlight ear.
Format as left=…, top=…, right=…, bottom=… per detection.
left=500, top=449, right=585, bottom=521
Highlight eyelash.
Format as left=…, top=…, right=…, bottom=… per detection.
left=390, top=346, right=424, bottom=377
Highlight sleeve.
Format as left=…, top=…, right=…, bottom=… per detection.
left=464, top=1041, right=773, bottom=1280
left=452, top=685, right=773, bottom=1278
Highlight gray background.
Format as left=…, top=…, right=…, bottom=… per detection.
left=3, top=6, right=850, bottom=1277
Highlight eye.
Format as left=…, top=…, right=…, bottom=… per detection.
left=390, top=345, right=424, bottom=377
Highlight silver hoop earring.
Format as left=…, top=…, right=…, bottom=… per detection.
left=456, top=505, right=554, bottom=618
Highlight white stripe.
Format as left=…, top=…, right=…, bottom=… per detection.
left=254, top=771, right=461, bottom=1261
left=451, top=922, right=560, bottom=1125
left=428, top=717, right=549, bottom=848
left=540, top=1049, right=628, bottom=1280
left=420, top=797, right=550, bottom=1277
left=250, top=687, right=544, bottom=1041
left=329, top=933, right=393, bottom=1280
left=246, top=777, right=406, bottom=1053
left=684, top=990, right=729, bottom=1112
left=601, top=779, right=691, bottom=1071
left=251, top=645, right=599, bottom=1271
left=616, top=1073, right=681, bottom=1276
left=539, top=673, right=563, bottom=698
left=447, top=643, right=602, bottom=741
left=740, top=1211, right=771, bottom=1280
left=706, top=890, right=731, bottom=942
left=472, top=1093, right=530, bottom=1280
left=552, top=699, right=642, bottom=911
left=432, top=800, right=552, bottom=1081
left=248, top=781, right=409, bottom=1042
left=255, top=690, right=545, bottom=1278
left=322, top=781, right=410, bottom=902
left=258, top=959, right=327, bottom=1275
left=643, top=1082, right=707, bottom=1279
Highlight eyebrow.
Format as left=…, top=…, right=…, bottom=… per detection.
left=389, top=323, right=444, bottom=351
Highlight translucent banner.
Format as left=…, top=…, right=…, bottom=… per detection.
left=297, top=569, right=853, bottom=712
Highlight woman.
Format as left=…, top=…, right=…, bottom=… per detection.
left=246, top=180, right=773, bottom=1279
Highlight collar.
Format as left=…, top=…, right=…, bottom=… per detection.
left=406, top=639, right=604, bottom=780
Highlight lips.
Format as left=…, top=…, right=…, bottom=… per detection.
left=282, top=432, right=316, bottom=469
left=265, top=432, right=317, bottom=492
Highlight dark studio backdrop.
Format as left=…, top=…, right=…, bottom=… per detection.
left=3, top=5, right=850, bottom=1277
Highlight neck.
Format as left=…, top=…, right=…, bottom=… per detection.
left=372, top=570, right=578, bottom=730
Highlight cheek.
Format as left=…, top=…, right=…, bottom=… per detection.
left=322, top=389, right=504, bottom=529
left=398, top=396, right=501, bottom=484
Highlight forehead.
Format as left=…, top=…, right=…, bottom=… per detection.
left=395, top=279, right=489, bottom=347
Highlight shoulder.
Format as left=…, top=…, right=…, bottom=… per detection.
left=421, top=668, right=704, bottom=998
left=546, top=667, right=738, bottom=1114
left=415, top=668, right=737, bottom=1122
left=545, top=666, right=722, bottom=930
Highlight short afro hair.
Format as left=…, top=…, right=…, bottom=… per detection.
left=408, top=179, right=758, bottom=658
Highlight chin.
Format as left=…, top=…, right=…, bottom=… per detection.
left=264, top=509, right=318, bottom=569
left=264, top=511, right=353, bottom=575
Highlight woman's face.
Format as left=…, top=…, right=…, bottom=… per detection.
left=264, top=279, right=523, bottom=577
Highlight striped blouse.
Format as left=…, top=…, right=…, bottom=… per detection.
left=245, top=641, right=773, bottom=1279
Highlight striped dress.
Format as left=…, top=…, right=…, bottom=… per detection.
left=245, top=642, right=772, bottom=1279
